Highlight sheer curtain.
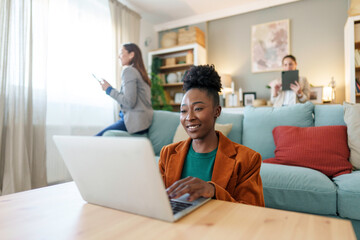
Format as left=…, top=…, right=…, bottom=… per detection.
left=46, top=0, right=115, bottom=184
left=0, top=0, right=48, bottom=195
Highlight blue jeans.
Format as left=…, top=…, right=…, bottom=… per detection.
left=95, top=112, right=148, bottom=136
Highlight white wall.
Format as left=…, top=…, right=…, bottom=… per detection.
left=139, top=19, right=158, bottom=71
left=208, top=0, right=348, bottom=103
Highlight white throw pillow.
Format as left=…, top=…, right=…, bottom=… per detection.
left=344, top=102, right=360, bottom=169
left=172, top=123, right=233, bottom=143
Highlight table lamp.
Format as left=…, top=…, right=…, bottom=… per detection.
left=220, top=74, right=232, bottom=92
left=323, top=87, right=333, bottom=103
left=323, top=77, right=336, bottom=103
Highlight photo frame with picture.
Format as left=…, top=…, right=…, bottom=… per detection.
left=243, top=92, right=256, bottom=106
left=309, top=86, right=323, bottom=104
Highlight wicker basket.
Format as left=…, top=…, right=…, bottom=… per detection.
left=161, top=31, right=177, bottom=48
left=177, top=27, right=205, bottom=47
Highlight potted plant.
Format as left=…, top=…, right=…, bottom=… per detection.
left=150, top=57, right=172, bottom=111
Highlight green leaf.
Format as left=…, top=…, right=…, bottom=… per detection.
left=150, top=57, right=173, bottom=111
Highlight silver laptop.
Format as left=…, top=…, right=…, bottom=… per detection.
left=53, top=136, right=210, bottom=222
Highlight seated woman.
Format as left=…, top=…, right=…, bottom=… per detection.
left=270, top=55, right=310, bottom=107
left=96, top=43, right=153, bottom=136
left=159, top=65, right=264, bottom=206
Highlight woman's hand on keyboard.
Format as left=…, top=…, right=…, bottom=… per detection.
left=166, top=176, right=215, bottom=202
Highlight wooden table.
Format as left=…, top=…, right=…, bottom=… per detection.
left=0, top=182, right=355, bottom=240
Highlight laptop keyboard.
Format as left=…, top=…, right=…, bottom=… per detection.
left=170, top=200, right=192, bottom=215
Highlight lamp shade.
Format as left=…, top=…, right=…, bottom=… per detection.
left=220, top=74, right=232, bottom=88
left=323, top=87, right=332, bottom=102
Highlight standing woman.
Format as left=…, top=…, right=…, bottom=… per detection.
left=96, top=43, right=153, bottom=136
left=270, top=55, right=310, bottom=107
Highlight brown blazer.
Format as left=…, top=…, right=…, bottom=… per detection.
left=159, top=131, right=265, bottom=207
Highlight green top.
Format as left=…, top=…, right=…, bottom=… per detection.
left=180, top=145, right=218, bottom=182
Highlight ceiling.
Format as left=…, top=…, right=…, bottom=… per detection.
left=120, top=0, right=301, bottom=31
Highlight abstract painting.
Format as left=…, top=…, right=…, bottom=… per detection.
left=251, top=19, right=290, bottom=73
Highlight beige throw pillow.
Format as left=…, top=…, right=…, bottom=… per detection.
left=172, top=123, right=233, bottom=143
left=344, top=102, right=360, bottom=169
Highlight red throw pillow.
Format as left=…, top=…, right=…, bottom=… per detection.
left=263, top=126, right=352, bottom=178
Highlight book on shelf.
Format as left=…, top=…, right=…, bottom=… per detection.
left=356, top=78, right=360, bottom=93
left=356, top=77, right=360, bottom=86
left=355, top=49, right=360, bottom=67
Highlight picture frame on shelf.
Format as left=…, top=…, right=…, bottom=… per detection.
left=174, top=92, right=184, bottom=104
left=309, top=86, right=323, bottom=104
left=243, top=92, right=256, bottom=106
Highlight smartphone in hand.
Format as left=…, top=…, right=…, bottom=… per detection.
left=92, top=73, right=103, bottom=84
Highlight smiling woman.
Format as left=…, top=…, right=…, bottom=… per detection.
left=158, top=65, right=265, bottom=206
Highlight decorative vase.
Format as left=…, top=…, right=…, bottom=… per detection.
left=167, top=73, right=177, bottom=84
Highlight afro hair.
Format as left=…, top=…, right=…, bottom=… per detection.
left=182, top=65, right=222, bottom=106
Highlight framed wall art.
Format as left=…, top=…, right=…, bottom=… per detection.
left=251, top=19, right=290, bottom=73
left=243, top=92, right=256, bottom=106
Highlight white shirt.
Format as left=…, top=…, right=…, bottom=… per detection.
left=269, top=76, right=311, bottom=107
left=282, top=90, right=296, bottom=106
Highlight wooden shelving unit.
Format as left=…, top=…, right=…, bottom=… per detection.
left=159, top=63, right=193, bottom=70
left=345, top=17, right=360, bottom=103
left=355, top=41, right=360, bottom=49
left=148, top=43, right=207, bottom=112
left=356, top=40, right=360, bottom=103
left=161, top=83, right=183, bottom=87
left=170, top=103, right=181, bottom=106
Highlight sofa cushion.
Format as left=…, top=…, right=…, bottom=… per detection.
left=243, top=102, right=314, bottom=159
left=343, top=102, right=360, bottom=170
left=314, top=104, right=346, bottom=126
left=217, top=112, right=243, bottom=144
left=172, top=123, right=233, bottom=143
left=263, top=126, right=352, bottom=178
left=333, top=171, right=360, bottom=220
left=102, top=130, right=148, bottom=138
left=260, top=163, right=337, bottom=215
left=148, top=111, right=180, bottom=156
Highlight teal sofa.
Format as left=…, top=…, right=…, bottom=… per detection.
left=104, top=102, right=360, bottom=238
